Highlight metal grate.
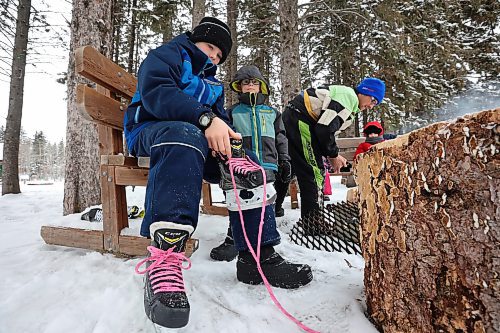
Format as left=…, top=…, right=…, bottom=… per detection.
left=289, top=201, right=362, bottom=255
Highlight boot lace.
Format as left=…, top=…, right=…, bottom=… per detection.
left=135, top=246, right=191, bottom=293
left=228, top=156, right=262, bottom=175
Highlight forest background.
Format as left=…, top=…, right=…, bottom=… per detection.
left=0, top=0, right=498, bottom=213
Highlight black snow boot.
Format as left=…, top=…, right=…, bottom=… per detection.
left=135, top=222, right=194, bottom=329
left=275, top=206, right=285, bottom=217
left=237, top=246, right=313, bottom=289
left=210, top=226, right=238, bottom=262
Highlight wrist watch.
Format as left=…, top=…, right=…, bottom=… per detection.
left=199, top=112, right=217, bottom=129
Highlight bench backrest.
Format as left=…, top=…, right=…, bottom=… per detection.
left=335, top=137, right=365, bottom=162
left=75, top=46, right=136, bottom=133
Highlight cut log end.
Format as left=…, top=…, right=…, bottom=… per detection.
left=356, top=109, right=499, bottom=333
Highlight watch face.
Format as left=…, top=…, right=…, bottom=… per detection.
left=200, top=114, right=210, bottom=127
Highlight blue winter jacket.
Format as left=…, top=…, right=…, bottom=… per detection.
left=124, top=33, right=230, bottom=151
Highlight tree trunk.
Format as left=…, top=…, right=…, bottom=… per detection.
left=355, top=109, right=500, bottom=333
left=279, top=0, right=300, bottom=109
left=63, top=0, right=113, bottom=215
left=2, top=0, right=31, bottom=195
left=192, top=0, right=205, bottom=29
left=225, top=0, right=238, bottom=107
left=127, top=0, right=137, bottom=73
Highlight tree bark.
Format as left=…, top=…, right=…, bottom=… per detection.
left=355, top=109, right=500, bottom=333
left=2, top=0, right=31, bottom=195
left=63, top=0, right=113, bottom=215
left=225, top=0, right=238, bottom=107
left=127, top=0, right=137, bottom=73
left=191, top=0, right=205, bottom=29
left=279, top=0, right=300, bottom=109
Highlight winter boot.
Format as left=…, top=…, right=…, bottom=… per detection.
left=210, top=226, right=238, bottom=262
left=135, top=222, right=194, bottom=328
left=237, top=246, right=313, bottom=289
left=275, top=206, right=285, bottom=217
left=127, top=205, right=141, bottom=219
left=80, top=207, right=103, bottom=222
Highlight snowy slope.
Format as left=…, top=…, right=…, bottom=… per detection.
left=0, top=179, right=378, bottom=333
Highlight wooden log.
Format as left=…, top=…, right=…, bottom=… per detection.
left=355, top=109, right=499, bottom=333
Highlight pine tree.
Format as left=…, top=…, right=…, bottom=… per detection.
left=238, top=0, right=280, bottom=105
left=2, top=0, right=31, bottom=195
left=279, top=0, right=301, bottom=108
left=30, top=131, right=47, bottom=180
left=63, top=0, right=113, bottom=215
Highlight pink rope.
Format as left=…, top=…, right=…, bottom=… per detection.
left=228, top=156, right=319, bottom=333
left=135, top=246, right=191, bottom=293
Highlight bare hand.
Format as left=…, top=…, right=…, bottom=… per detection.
left=331, top=155, right=347, bottom=173
left=205, top=117, right=241, bottom=158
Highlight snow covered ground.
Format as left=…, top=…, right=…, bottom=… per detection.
left=0, top=178, right=377, bottom=333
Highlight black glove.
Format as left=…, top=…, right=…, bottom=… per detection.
left=278, top=160, right=292, bottom=183
left=339, top=162, right=352, bottom=173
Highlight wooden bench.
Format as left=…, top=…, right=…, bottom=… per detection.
left=40, top=45, right=211, bottom=257
left=289, top=136, right=365, bottom=205
left=334, top=136, right=365, bottom=188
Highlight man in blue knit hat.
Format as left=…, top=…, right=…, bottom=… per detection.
left=275, top=78, right=386, bottom=219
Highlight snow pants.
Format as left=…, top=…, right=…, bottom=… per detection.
left=130, top=121, right=280, bottom=251
left=282, top=106, right=326, bottom=218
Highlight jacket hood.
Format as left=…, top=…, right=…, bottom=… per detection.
left=363, top=121, right=384, bottom=136
left=230, top=65, right=270, bottom=95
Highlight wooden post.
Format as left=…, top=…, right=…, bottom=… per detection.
left=289, top=179, right=299, bottom=209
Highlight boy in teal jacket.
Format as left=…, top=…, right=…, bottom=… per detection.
left=210, top=65, right=293, bottom=261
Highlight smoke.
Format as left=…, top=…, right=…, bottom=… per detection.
left=432, top=80, right=500, bottom=122
left=401, top=79, right=500, bottom=133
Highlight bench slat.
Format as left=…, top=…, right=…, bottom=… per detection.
left=77, top=84, right=125, bottom=130
left=119, top=235, right=198, bottom=257
left=41, top=226, right=104, bottom=251
left=339, top=150, right=356, bottom=162
left=114, top=166, right=148, bottom=186
left=75, top=46, right=137, bottom=99
left=336, top=137, right=365, bottom=149
left=41, top=226, right=197, bottom=257
left=101, top=155, right=141, bottom=167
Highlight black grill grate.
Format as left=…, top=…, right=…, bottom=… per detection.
left=289, top=201, right=362, bottom=255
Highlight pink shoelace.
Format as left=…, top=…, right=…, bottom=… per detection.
left=227, top=157, right=261, bottom=175
left=229, top=156, right=319, bottom=333
left=135, top=246, right=191, bottom=293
